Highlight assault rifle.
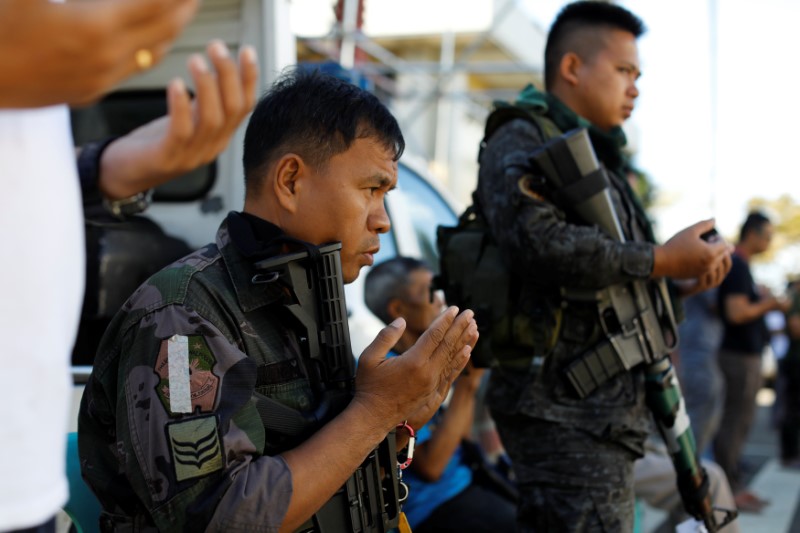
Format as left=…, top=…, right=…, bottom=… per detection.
left=528, top=129, right=737, bottom=532
left=253, top=243, right=401, bottom=533
left=528, top=128, right=679, bottom=396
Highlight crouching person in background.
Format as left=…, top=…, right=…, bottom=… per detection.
left=366, top=257, right=517, bottom=532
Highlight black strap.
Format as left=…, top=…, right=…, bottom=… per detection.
left=256, top=360, right=304, bottom=387
left=98, top=511, right=155, bottom=533
left=553, top=168, right=609, bottom=206
left=253, top=391, right=318, bottom=437
left=484, top=106, right=539, bottom=139
left=677, top=467, right=711, bottom=521
left=478, top=105, right=556, bottom=162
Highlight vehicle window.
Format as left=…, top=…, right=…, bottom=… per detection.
left=70, top=90, right=215, bottom=202
left=386, top=165, right=457, bottom=273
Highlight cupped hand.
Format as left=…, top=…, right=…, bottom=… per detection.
left=653, top=218, right=733, bottom=281
left=353, top=307, right=478, bottom=434
left=98, top=40, right=259, bottom=199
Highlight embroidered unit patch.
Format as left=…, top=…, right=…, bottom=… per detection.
left=167, top=415, right=223, bottom=482
left=155, top=335, right=220, bottom=415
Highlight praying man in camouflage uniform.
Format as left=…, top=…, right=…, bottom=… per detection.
left=476, top=2, right=732, bottom=531
left=78, top=70, right=478, bottom=532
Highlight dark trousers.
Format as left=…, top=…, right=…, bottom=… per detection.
left=414, top=483, right=517, bottom=533
left=779, top=356, right=800, bottom=460
left=7, top=517, right=55, bottom=533
left=492, top=413, right=637, bottom=533
left=713, top=350, right=763, bottom=492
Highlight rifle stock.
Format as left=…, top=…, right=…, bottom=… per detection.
left=253, top=243, right=402, bottom=532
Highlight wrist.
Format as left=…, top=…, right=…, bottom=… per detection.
left=98, top=137, right=158, bottom=200
left=346, top=397, right=395, bottom=446
left=651, top=244, right=668, bottom=279
left=81, top=137, right=153, bottom=219
left=454, top=379, right=480, bottom=397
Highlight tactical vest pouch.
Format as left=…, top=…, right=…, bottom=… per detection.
left=436, top=103, right=565, bottom=368
left=437, top=207, right=501, bottom=367
left=436, top=207, right=541, bottom=368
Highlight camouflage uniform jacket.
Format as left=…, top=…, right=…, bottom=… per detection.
left=79, top=213, right=320, bottom=532
left=478, top=92, right=655, bottom=455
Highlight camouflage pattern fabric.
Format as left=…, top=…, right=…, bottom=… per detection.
left=477, top=107, right=657, bottom=530
left=78, top=216, right=314, bottom=532
left=494, top=413, right=636, bottom=532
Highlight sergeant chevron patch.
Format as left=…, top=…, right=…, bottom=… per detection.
left=167, top=415, right=223, bottom=482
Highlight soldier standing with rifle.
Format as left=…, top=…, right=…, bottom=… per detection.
left=473, top=2, right=732, bottom=531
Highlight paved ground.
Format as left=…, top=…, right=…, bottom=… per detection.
left=642, top=389, right=800, bottom=533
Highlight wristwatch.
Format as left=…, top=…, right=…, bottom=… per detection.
left=78, top=137, right=153, bottom=219
left=102, top=189, right=154, bottom=218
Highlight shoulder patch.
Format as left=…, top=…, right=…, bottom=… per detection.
left=167, top=415, right=223, bottom=482
left=155, top=335, right=220, bottom=415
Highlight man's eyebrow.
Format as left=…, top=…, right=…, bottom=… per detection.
left=624, top=62, right=642, bottom=79
left=364, top=175, right=396, bottom=189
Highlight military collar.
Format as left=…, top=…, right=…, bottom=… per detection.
left=515, top=85, right=628, bottom=176
left=217, top=212, right=288, bottom=312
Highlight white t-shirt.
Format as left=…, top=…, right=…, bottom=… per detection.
left=0, top=105, right=84, bottom=529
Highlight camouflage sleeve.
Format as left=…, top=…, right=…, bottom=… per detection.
left=116, top=297, right=292, bottom=532
left=476, top=118, right=654, bottom=290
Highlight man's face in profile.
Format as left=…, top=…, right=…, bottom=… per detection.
left=392, top=268, right=446, bottom=338
left=573, top=28, right=641, bottom=131
left=291, top=136, right=397, bottom=283
left=754, top=223, right=774, bottom=255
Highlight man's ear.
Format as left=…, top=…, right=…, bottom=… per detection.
left=559, top=52, right=582, bottom=87
left=386, top=299, right=405, bottom=322
left=272, top=153, right=305, bottom=214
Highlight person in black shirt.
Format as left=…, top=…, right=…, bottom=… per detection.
left=714, top=211, right=788, bottom=512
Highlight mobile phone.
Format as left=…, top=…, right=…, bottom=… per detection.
left=700, top=228, right=719, bottom=242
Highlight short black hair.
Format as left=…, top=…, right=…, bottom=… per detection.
left=740, top=211, right=771, bottom=242
left=243, top=68, right=405, bottom=194
left=364, top=257, right=429, bottom=325
left=544, top=1, right=646, bottom=90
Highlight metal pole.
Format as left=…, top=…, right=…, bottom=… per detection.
left=339, top=0, right=359, bottom=69
left=709, top=0, right=718, bottom=217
